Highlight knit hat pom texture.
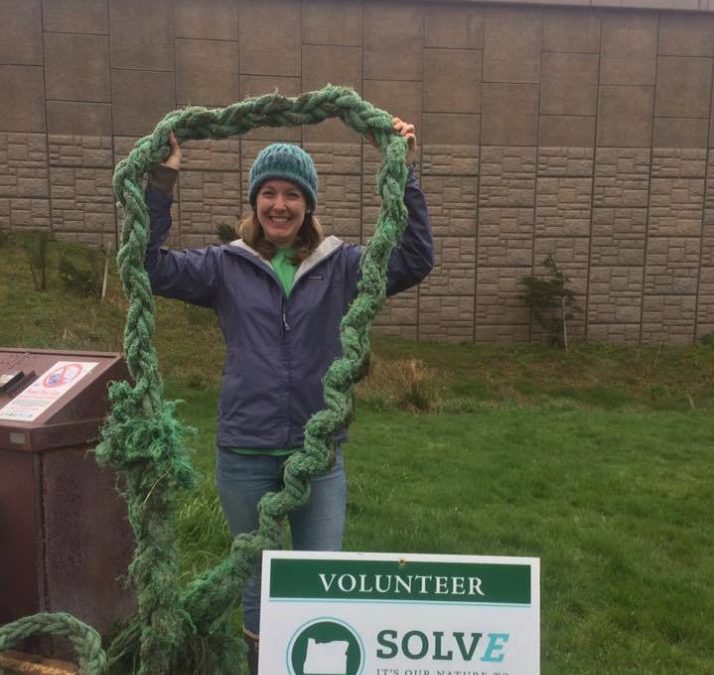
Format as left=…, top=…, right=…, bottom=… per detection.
left=248, top=143, right=318, bottom=211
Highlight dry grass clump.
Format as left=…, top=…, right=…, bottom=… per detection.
left=356, top=356, right=445, bottom=413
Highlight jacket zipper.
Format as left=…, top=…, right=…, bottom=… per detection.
left=281, top=294, right=292, bottom=447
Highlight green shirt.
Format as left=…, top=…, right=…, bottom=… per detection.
left=230, top=246, right=298, bottom=456
left=270, top=245, right=297, bottom=297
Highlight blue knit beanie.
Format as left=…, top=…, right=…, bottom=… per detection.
left=248, top=143, right=318, bottom=211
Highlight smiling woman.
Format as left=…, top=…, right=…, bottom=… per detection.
left=255, top=179, right=308, bottom=247
left=144, top=119, right=433, bottom=674
left=237, top=144, right=323, bottom=265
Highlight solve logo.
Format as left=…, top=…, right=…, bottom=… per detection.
left=287, top=618, right=365, bottom=675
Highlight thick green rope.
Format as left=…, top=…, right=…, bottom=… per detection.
left=0, top=613, right=106, bottom=674
left=0, top=84, right=409, bottom=674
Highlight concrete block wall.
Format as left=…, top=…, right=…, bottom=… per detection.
left=1, top=0, right=714, bottom=344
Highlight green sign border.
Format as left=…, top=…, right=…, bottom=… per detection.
left=270, top=558, right=532, bottom=605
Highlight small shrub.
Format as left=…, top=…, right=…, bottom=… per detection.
left=216, top=224, right=237, bottom=243
left=700, top=332, right=714, bottom=348
left=520, top=255, right=579, bottom=349
left=59, top=245, right=103, bottom=297
left=13, top=229, right=55, bottom=291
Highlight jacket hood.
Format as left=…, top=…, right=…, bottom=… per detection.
left=227, top=235, right=346, bottom=281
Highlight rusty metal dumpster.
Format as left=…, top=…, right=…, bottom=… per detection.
left=0, top=348, right=135, bottom=656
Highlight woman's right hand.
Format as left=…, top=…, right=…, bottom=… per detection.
left=161, top=131, right=182, bottom=171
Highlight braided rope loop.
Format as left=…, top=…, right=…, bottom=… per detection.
left=0, top=85, right=409, bottom=675
left=0, top=613, right=106, bottom=675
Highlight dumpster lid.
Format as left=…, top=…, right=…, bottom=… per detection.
left=0, top=348, right=128, bottom=452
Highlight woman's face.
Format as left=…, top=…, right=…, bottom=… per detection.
left=255, top=179, right=307, bottom=247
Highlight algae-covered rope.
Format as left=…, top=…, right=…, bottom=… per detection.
left=0, top=613, right=106, bottom=675
left=0, top=84, right=409, bottom=674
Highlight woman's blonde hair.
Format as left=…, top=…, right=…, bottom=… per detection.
left=238, top=211, right=324, bottom=264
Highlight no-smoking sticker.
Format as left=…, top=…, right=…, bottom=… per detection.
left=43, top=363, right=84, bottom=388
left=0, top=360, right=99, bottom=422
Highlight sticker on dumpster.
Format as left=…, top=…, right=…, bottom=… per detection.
left=43, top=362, right=84, bottom=388
left=0, top=361, right=98, bottom=422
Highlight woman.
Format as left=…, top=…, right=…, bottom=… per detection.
left=145, top=118, right=432, bottom=672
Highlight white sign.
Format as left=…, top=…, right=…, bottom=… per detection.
left=260, top=551, right=540, bottom=675
left=0, top=361, right=98, bottom=422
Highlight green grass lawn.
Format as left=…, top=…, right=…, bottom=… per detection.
left=2, top=237, right=713, bottom=673
left=174, top=386, right=714, bottom=674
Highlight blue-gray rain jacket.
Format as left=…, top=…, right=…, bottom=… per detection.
left=145, top=169, right=433, bottom=450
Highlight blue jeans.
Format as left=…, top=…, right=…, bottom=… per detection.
left=216, top=448, right=346, bottom=635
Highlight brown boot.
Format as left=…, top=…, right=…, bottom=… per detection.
left=243, top=629, right=259, bottom=675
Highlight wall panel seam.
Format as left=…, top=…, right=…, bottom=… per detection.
left=640, top=12, right=661, bottom=343
left=531, top=9, right=546, bottom=343
left=473, top=0, right=486, bottom=344
left=585, top=10, right=603, bottom=341
left=694, top=59, right=714, bottom=339
left=40, top=0, right=53, bottom=242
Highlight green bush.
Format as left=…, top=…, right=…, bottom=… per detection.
left=11, top=229, right=55, bottom=291
left=58, top=246, right=104, bottom=297
left=216, top=224, right=237, bottom=243
left=701, top=332, right=714, bottom=347
left=520, top=255, right=579, bottom=349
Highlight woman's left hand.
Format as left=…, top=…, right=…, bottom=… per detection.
left=161, top=131, right=182, bottom=171
left=392, top=117, right=417, bottom=164
left=364, top=117, right=418, bottom=164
